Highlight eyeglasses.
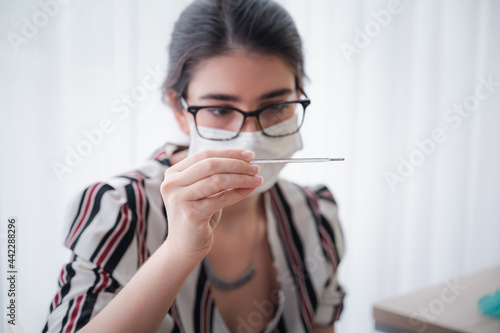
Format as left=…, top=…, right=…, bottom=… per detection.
left=180, top=98, right=311, bottom=141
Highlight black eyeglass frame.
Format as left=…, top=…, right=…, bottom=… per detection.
left=180, top=98, right=311, bottom=141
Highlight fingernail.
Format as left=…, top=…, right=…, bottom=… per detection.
left=250, top=164, right=259, bottom=174
left=254, top=176, right=263, bottom=183
left=242, top=150, right=255, bottom=160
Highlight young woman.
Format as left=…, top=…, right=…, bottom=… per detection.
left=43, top=0, right=344, bottom=332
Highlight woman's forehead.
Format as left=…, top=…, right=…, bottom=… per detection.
left=186, top=51, right=296, bottom=102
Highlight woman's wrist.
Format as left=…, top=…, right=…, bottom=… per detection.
left=159, top=236, right=210, bottom=270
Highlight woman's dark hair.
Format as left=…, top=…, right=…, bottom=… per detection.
left=163, top=0, right=305, bottom=110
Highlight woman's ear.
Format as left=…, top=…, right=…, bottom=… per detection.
left=167, top=90, right=190, bottom=135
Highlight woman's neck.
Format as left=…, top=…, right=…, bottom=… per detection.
left=218, top=193, right=264, bottom=232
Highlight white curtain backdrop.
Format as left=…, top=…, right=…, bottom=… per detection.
left=1, top=0, right=499, bottom=332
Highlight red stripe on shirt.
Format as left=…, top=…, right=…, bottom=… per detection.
left=53, top=264, right=68, bottom=308
left=334, top=300, right=344, bottom=321
left=301, top=187, right=321, bottom=217
left=93, top=268, right=110, bottom=294
left=66, top=183, right=101, bottom=247
left=303, top=186, right=339, bottom=268
left=270, top=190, right=314, bottom=330
left=202, top=284, right=212, bottom=333
left=124, top=171, right=146, bottom=181
left=96, top=205, right=131, bottom=267
left=133, top=181, right=147, bottom=264
left=171, top=302, right=185, bottom=333
left=318, top=227, right=338, bottom=269
left=154, top=149, right=167, bottom=161
left=64, top=295, right=84, bottom=333
left=53, top=293, right=60, bottom=309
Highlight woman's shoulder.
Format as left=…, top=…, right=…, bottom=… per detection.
left=112, top=142, right=186, bottom=186
left=274, top=179, right=338, bottom=209
left=271, top=179, right=341, bottom=233
left=64, top=142, right=185, bottom=229
left=75, top=143, right=185, bottom=194
left=272, top=179, right=344, bottom=254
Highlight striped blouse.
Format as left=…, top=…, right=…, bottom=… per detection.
left=43, top=144, right=345, bottom=333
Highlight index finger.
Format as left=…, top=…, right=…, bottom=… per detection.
left=168, top=149, right=255, bottom=173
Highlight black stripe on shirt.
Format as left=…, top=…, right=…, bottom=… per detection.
left=150, top=147, right=172, bottom=166
left=75, top=293, right=95, bottom=331
left=155, top=157, right=171, bottom=166
left=194, top=268, right=207, bottom=333
left=135, top=180, right=150, bottom=264
left=43, top=259, right=76, bottom=333
left=298, top=185, right=339, bottom=265
left=67, top=184, right=114, bottom=249
left=59, top=258, right=77, bottom=306
left=58, top=298, right=74, bottom=333
left=305, top=189, right=331, bottom=262
left=276, top=315, right=287, bottom=332
left=169, top=302, right=182, bottom=333
left=67, top=186, right=89, bottom=239
left=162, top=201, right=169, bottom=240
left=171, top=324, right=181, bottom=333
left=314, top=186, right=340, bottom=253
left=316, top=185, right=337, bottom=204
left=118, top=169, right=150, bottom=182
left=89, top=209, right=123, bottom=264
left=88, top=204, right=132, bottom=273
left=274, top=184, right=318, bottom=328
left=320, top=215, right=340, bottom=265
left=208, top=301, right=215, bottom=333
left=274, top=184, right=306, bottom=260
left=143, top=181, right=151, bottom=258
left=76, top=266, right=108, bottom=327
left=127, top=181, right=145, bottom=268
left=103, top=184, right=138, bottom=273
left=275, top=185, right=318, bottom=305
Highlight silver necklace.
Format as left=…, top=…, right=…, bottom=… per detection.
left=203, top=259, right=256, bottom=291
left=203, top=220, right=260, bottom=291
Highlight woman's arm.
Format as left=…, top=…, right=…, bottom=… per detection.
left=78, top=149, right=261, bottom=332
left=78, top=240, right=198, bottom=333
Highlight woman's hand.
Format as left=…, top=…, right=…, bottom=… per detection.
left=160, top=149, right=262, bottom=261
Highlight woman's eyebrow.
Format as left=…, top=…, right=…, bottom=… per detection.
left=198, top=88, right=294, bottom=103
left=259, top=88, right=293, bottom=100
left=199, top=93, right=239, bottom=102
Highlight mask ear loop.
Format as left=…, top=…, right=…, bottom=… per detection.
left=178, top=97, right=195, bottom=134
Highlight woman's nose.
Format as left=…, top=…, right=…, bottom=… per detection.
left=240, top=116, right=261, bottom=132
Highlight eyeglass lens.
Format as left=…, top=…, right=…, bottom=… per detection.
left=195, top=102, right=305, bottom=140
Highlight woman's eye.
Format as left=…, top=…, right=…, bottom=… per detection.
left=207, top=108, right=231, bottom=116
left=269, top=104, right=288, bottom=113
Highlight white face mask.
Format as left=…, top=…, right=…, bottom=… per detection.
left=188, top=116, right=303, bottom=194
